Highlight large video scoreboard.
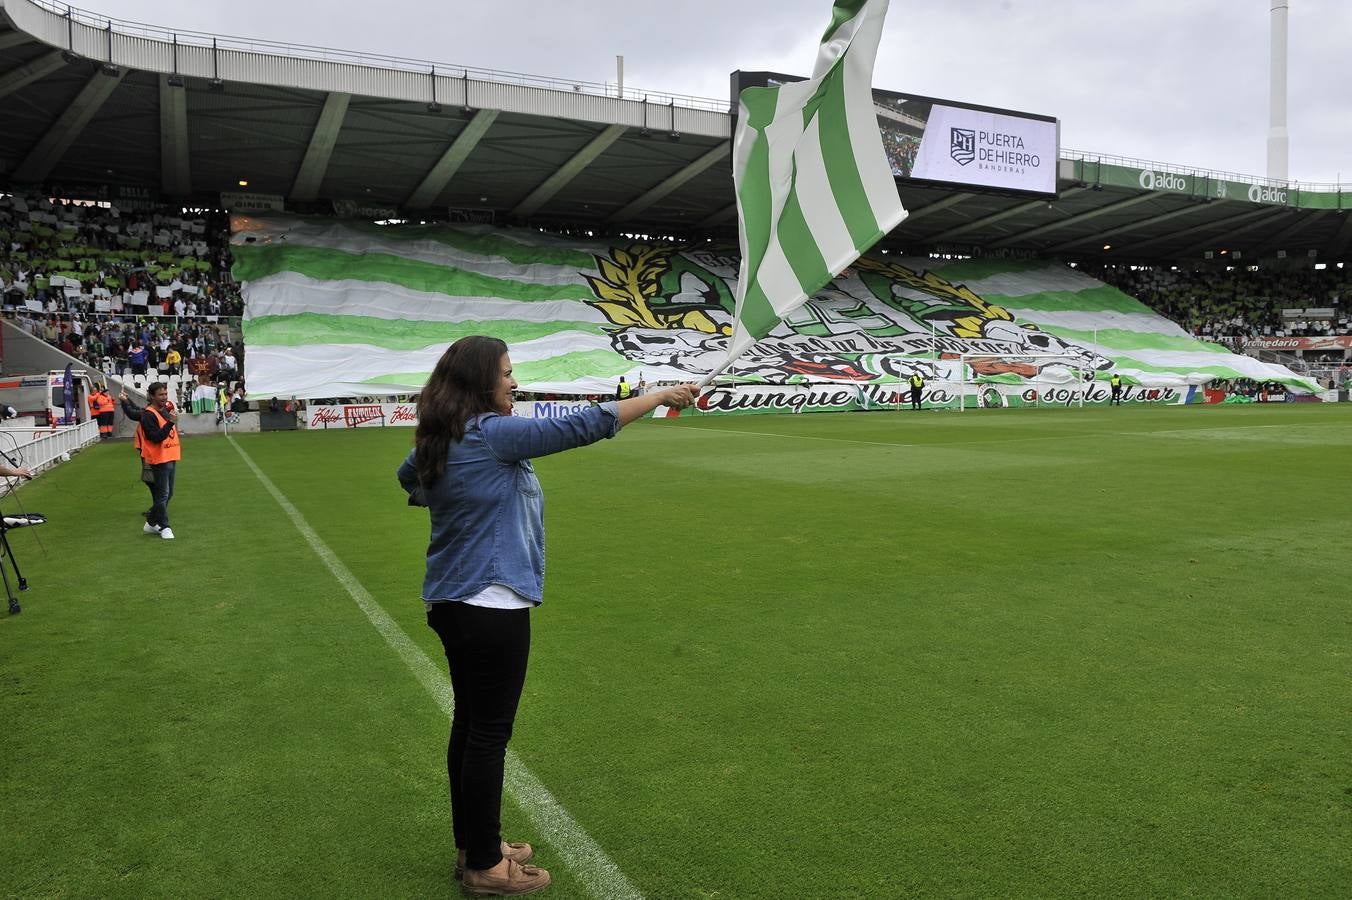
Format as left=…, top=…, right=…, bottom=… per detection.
left=731, top=71, right=1061, bottom=198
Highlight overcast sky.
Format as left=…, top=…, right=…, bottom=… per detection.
left=86, top=0, right=1351, bottom=184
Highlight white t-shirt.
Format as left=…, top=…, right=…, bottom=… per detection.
left=425, top=583, right=534, bottom=611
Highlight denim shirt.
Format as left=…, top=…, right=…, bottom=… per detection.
left=397, top=402, right=621, bottom=604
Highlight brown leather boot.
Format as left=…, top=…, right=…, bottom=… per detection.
left=461, top=857, right=550, bottom=896
left=455, top=841, right=534, bottom=880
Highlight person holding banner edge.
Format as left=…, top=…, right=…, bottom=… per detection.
left=397, top=336, right=696, bottom=896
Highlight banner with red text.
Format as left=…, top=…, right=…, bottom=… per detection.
left=1243, top=336, right=1352, bottom=351
left=304, top=399, right=609, bottom=429
left=651, top=381, right=1197, bottom=416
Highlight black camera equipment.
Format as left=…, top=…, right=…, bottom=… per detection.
left=0, top=511, right=44, bottom=614
left=0, top=441, right=46, bottom=614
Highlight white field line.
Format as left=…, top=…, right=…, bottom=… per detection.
left=229, top=436, right=642, bottom=900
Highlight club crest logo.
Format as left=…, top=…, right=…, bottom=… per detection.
left=950, top=128, right=976, bottom=166
left=579, top=241, right=1111, bottom=388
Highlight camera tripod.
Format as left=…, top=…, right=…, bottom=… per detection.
left=0, top=513, right=44, bottom=614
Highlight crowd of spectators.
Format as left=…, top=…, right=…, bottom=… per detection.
left=881, top=125, right=921, bottom=179
left=10, top=312, right=242, bottom=381
left=1208, top=378, right=1289, bottom=399
left=0, top=193, right=247, bottom=390
left=0, top=194, right=242, bottom=317
left=1093, top=264, right=1351, bottom=339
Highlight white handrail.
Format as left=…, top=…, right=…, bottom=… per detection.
left=25, top=0, right=729, bottom=113
left=0, top=420, right=100, bottom=474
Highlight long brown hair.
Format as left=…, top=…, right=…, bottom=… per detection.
left=414, top=336, right=508, bottom=486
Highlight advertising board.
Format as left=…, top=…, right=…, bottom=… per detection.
left=732, top=71, right=1060, bottom=197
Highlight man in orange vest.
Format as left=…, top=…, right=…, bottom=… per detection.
left=87, top=383, right=115, bottom=439
left=120, top=382, right=181, bottom=540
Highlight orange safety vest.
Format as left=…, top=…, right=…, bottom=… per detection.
left=135, top=405, right=181, bottom=464
left=88, top=391, right=114, bottom=416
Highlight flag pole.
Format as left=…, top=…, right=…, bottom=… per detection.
left=696, top=349, right=747, bottom=390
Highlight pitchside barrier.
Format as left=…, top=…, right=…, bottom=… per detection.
left=0, top=420, right=100, bottom=473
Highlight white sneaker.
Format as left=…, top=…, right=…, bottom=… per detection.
left=160, top=527, right=175, bottom=540
left=143, top=522, right=161, bottom=534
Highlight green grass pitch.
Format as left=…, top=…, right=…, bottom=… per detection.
left=2, top=403, right=1350, bottom=898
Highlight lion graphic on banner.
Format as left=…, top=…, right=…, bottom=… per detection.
left=854, top=258, right=1111, bottom=377
left=581, top=244, right=1109, bottom=383
left=581, top=244, right=908, bottom=382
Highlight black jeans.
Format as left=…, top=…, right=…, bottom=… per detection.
left=149, top=461, right=176, bottom=528
left=427, top=601, right=531, bottom=871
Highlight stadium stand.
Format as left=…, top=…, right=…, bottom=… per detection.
left=0, top=195, right=245, bottom=406
left=0, top=194, right=240, bottom=313
left=1092, top=264, right=1351, bottom=340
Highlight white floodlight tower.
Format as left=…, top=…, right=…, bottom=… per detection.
left=1267, top=0, right=1290, bottom=181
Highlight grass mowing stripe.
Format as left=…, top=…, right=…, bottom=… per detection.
left=672, top=414, right=1352, bottom=451
left=672, top=421, right=1107, bottom=450
left=227, top=435, right=453, bottom=707
left=673, top=423, right=909, bottom=448
left=228, top=436, right=643, bottom=900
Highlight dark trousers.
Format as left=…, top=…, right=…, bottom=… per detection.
left=97, top=411, right=114, bottom=437
left=148, top=461, right=176, bottom=528
left=911, top=386, right=923, bottom=410
left=1111, top=387, right=1122, bottom=406
left=427, top=601, right=531, bottom=871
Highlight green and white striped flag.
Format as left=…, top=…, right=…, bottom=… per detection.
left=725, top=0, right=907, bottom=367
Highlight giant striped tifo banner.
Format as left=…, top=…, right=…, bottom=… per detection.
left=232, top=215, right=1318, bottom=405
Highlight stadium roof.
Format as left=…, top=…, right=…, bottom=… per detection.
left=2, top=0, right=1350, bottom=265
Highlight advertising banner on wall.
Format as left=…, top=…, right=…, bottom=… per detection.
left=1065, top=159, right=1350, bottom=209
left=306, top=403, right=417, bottom=429
left=220, top=191, right=286, bottom=213
left=905, top=103, right=1058, bottom=195
left=1243, top=336, right=1352, bottom=351
left=304, top=399, right=607, bottom=429
left=648, top=381, right=1196, bottom=417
